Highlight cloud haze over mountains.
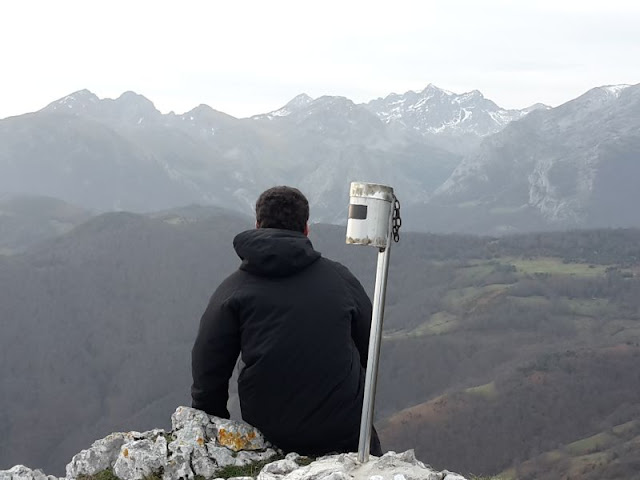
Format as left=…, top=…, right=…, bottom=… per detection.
left=0, top=83, right=638, bottom=233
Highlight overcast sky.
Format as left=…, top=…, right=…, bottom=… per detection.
left=1, top=0, right=639, bottom=119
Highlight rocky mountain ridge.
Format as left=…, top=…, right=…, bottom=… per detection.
left=419, top=83, right=640, bottom=233
left=0, top=87, right=460, bottom=224
left=364, top=84, right=549, bottom=153
left=1, top=82, right=638, bottom=233
left=0, top=407, right=466, bottom=480
left=253, top=84, right=546, bottom=154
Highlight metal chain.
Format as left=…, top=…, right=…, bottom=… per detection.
left=392, top=196, right=401, bottom=242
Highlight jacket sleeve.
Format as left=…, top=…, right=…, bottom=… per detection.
left=191, top=288, right=240, bottom=418
left=349, top=274, right=373, bottom=370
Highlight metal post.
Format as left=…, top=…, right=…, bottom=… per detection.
left=357, top=218, right=393, bottom=463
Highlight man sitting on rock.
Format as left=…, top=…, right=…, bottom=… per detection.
left=191, top=186, right=382, bottom=456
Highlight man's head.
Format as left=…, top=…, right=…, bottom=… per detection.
left=255, top=186, right=309, bottom=234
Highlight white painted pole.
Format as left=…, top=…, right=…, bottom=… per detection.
left=357, top=211, right=393, bottom=463
left=345, top=181, right=396, bottom=463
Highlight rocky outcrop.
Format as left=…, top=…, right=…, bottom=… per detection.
left=0, top=407, right=466, bottom=480
left=0, top=466, right=60, bottom=480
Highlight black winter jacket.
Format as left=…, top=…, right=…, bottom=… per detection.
left=191, top=228, right=373, bottom=454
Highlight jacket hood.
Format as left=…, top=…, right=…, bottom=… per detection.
left=233, top=228, right=321, bottom=277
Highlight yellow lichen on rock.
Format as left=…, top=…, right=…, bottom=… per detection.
left=217, top=428, right=255, bottom=451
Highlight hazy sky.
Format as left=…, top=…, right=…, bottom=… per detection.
left=1, top=0, right=639, bottom=119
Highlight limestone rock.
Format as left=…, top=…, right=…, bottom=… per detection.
left=162, top=445, right=193, bottom=480
left=258, top=458, right=299, bottom=476
left=235, top=449, right=280, bottom=466
left=207, top=445, right=238, bottom=468
left=66, top=432, right=133, bottom=478
left=260, top=450, right=464, bottom=480
left=113, top=436, right=168, bottom=480
left=191, top=455, right=217, bottom=478
left=215, top=419, right=268, bottom=452
left=3, top=406, right=467, bottom=480
left=65, top=407, right=280, bottom=480
left=170, top=406, right=211, bottom=432
left=440, top=474, right=467, bottom=480
left=0, top=465, right=60, bottom=480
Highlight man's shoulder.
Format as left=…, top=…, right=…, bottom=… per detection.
left=315, top=257, right=359, bottom=283
left=315, top=257, right=370, bottom=304
left=209, top=269, right=246, bottom=301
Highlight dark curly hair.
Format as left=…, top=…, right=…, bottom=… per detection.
left=255, top=186, right=309, bottom=233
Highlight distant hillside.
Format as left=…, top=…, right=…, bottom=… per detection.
left=0, top=210, right=251, bottom=473
left=373, top=229, right=640, bottom=478
left=381, top=346, right=640, bottom=476
left=503, top=417, right=640, bottom=480
left=0, top=194, right=91, bottom=254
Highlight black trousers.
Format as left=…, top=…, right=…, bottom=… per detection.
left=370, top=425, right=383, bottom=456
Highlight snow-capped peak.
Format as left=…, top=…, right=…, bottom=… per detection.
left=252, top=93, right=315, bottom=120
left=365, top=84, right=536, bottom=139
left=44, top=89, right=99, bottom=112
left=600, top=84, right=631, bottom=97
left=521, top=103, right=551, bottom=114
left=422, top=83, right=454, bottom=96
left=41, top=89, right=163, bottom=126
left=286, top=93, right=314, bottom=109
left=454, top=90, right=484, bottom=103
left=116, top=91, right=155, bottom=106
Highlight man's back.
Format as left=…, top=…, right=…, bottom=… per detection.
left=191, top=228, right=373, bottom=454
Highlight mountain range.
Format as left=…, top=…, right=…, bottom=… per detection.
left=365, top=84, right=548, bottom=154
left=420, top=84, right=640, bottom=233
left=0, top=83, right=638, bottom=233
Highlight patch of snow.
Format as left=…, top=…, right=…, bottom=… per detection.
left=409, top=95, right=433, bottom=111
left=270, top=108, right=291, bottom=117
left=425, top=84, right=454, bottom=96
left=384, top=112, right=402, bottom=122
left=488, top=110, right=514, bottom=125
left=601, top=84, right=631, bottom=97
